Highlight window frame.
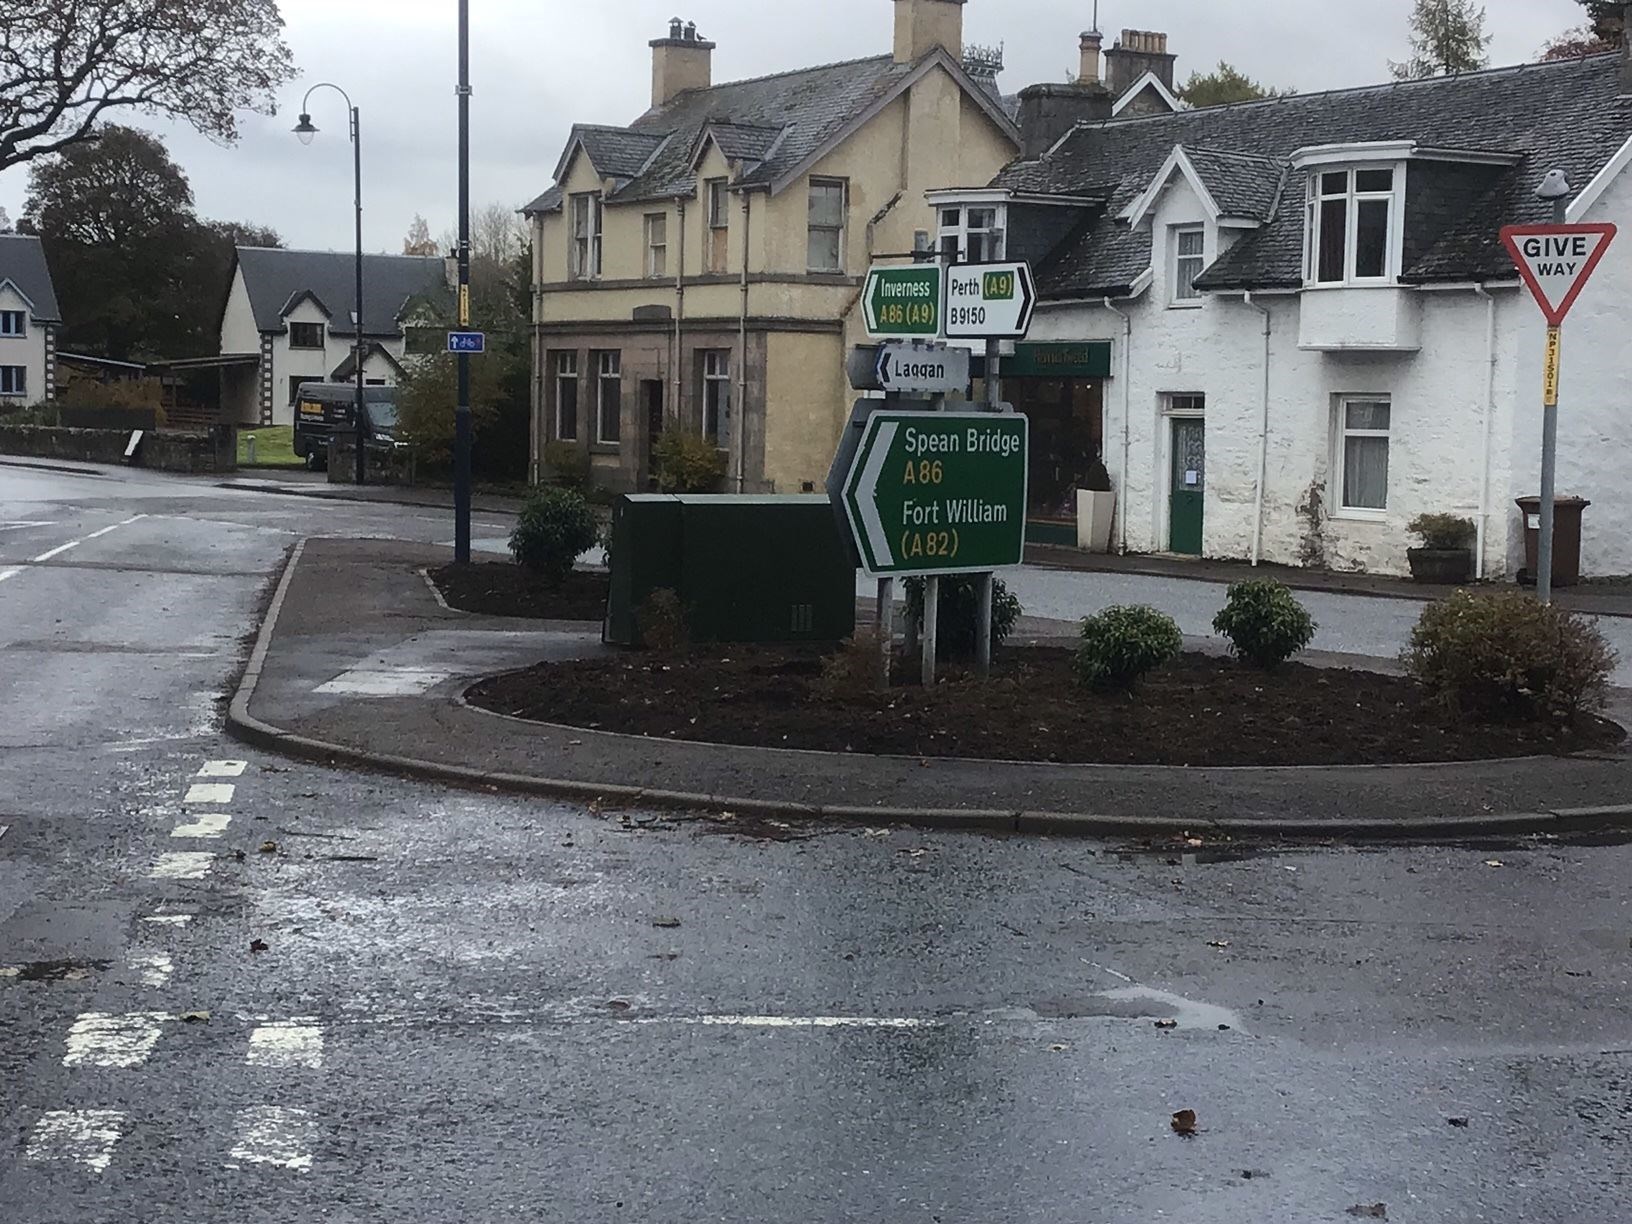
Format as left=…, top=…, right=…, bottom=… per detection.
left=806, top=177, right=847, bottom=273
left=1305, top=165, right=1404, bottom=287
left=0, top=310, right=26, bottom=338
left=0, top=364, right=26, bottom=397
left=1335, top=394, right=1392, bottom=518
left=937, top=204, right=1007, bottom=264
left=569, top=192, right=603, bottom=280
left=594, top=349, right=622, bottom=446
left=701, top=350, right=731, bottom=447
left=288, top=321, right=326, bottom=350
left=553, top=350, right=579, bottom=442
left=644, top=212, right=668, bottom=279
left=1169, top=225, right=1206, bottom=307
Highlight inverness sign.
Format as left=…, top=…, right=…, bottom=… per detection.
left=874, top=341, right=970, bottom=395
left=1500, top=223, right=1617, bottom=327
left=863, top=266, right=942, bottom=337
left=841, top=411, right=1029, bottom=577
left=943, top=261, right=1037, bottom=340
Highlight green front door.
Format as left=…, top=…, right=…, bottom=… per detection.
left=1169, top=418, right=1205, bottom=555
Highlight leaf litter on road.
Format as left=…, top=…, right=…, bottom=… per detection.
left=1171, top=1109, right=1198, bottom=1136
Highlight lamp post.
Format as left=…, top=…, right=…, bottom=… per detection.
left=454, top=0, right=473, bottom=564
left=294, top=84, right=367, bottom=487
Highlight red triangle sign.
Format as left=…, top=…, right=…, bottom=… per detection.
left=1501, top=223, right=1617, bottom=327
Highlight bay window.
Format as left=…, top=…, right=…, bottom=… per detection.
left=1308, top=167, right=1398, bottom=285
left=938, top=205, right=1005, bottom=263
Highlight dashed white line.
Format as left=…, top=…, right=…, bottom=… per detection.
left=647, top=1015, right=939, bottom=1030
left=140, top=911, right=195, bottom=927
left=150, top=851, right=213, bottom=881
left=247, top=1021, right=324, bottom=1068
left=183, top=782, right=236, bottom=804
left=229, top=1106, right=315, bottom=1171
left=25, top=1110, right=126, bottom=1173
left=127, top=953, right=174, bottom=989
left=172, top=811, right=233, bottom=839
left=63, top=1013, right=168, bottom=1068
left=196, top=760, right=248, bottom=778
left=30, top=515, right=144, bottom=563
left=0, top=568, right=20, bottom=584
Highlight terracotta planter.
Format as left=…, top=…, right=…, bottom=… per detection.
left=1407, top=547, right=1472, bottom=584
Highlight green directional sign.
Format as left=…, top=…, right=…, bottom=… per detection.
left=842, top=412, right=1029, bottom=576
left=863, top=265, right=942, bottom=337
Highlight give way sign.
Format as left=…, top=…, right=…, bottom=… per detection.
left=1500, top=223, right=1617, bottom=326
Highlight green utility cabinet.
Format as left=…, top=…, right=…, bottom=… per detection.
left=605, top=495, right=856, bottom=646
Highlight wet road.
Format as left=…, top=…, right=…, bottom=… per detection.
left=3, top=461, right=1631, bottom=1222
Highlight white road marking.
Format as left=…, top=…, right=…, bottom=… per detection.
left=0, top=520, right=54, bottom=531
left=140, top=912, right=194, bottom=927
left=197, top=760, right=248, bottom=778
left=644, top=1015, right=939, bottom=1030
left=1097, top=986, right=1243, bottom=1032
left=172, top=811, right=232, bottom=838
left=183, top=782, right=236, bottom=804
left=0, top=568, right=20, bottom=584
left=247, top=1021, right=324, bottom=1068
left=150, top=851, right=213, bottom=881
left=30, top=515, right=144, bottom=563
left=314, top=667, right=451, bottom=697
left=127, top=953, right=174, bottom=989
left=229, top=1106, right=315, bottom=1171
left=25, top=1110, right=126, bottom=1173
left=63, top=1013, right=168, bottom=1068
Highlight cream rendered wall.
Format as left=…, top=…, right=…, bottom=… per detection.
left=763, top=330, right=846, bottom=493
left=0, top=282, right=47, bottom=404
left=1029, top=172, right=1530, bottom=577
left=220, top=269, right=260, bottom=353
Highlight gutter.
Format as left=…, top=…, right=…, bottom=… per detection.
left=673, top=195, right=687, bottom=433
left=1102, top=297, right=1133, bottom=554
left=1244, top=291, right=1273, bottom=566
left=1473, top=284, right=1497, bottom=580
left=736, top=189, right=751, bottom=493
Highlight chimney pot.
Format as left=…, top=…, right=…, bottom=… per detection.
left=1079, top=29, right=1104, bottom=85
left=684, top=20, right=697, bottom=41
left=669, top=16, right=682, bottom=38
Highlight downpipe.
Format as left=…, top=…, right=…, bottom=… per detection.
left=1245, top=291, right=1273, bottom=566
left=1102, top=298, right=1133, bottom=554
left=1473, top=284, right=1497, bottom=580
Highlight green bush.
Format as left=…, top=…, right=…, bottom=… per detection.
left=1408, top=513, right=1477, bottom=551
left=1074, top=606, right=1183, bottom=692
left=654, top=432, right=727, bottom=493
left=509, top=487, right=600, bottom=587
left=543, top=441, right=590, bottom=491
left=1404, top=589, right=1615, bottom=723
left=904, top=576, right=1023, bottom=659
left=639, top=588, right=690, bottom=654
left=1212, top=579, right=1317, bottom=670
left=814, top=630, right=885, bottom=701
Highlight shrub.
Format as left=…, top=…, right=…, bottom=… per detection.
left=814, top=630, right=885, bottom=700
left=1073, top=606, right=1183, bottom=692
left=1408, top=513, right=1477, bottom=551
left=543, top=441, right=590, bottom=491
left=654, top=432, right=727, bottom=493
left=1404, top=589, right=1615, bottom=723
left=904, top=576, right=1023, bottom=659
left=639, top=588, right=689, bottom=655
left=1212, top=579, right=1317, bottom=670
left=509, top=487, right=600, bottom=587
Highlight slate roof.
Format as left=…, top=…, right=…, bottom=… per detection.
left=563, top=125, right=670, bottom=180
left=993, top=53, right=1632, bottom=299
left=234, top=247, right=448, bottom=338
left=525, top=50, right=1018, bottom=213
left=698, top=121, right=786, bottom=164
left=1181, top=146, right=1288, bottom=221
left=0, top=234, right=62, bottom=323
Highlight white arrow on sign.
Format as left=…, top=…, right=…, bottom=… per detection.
left=874, top=342, right=970, bottom=395
left=1500, top=223, right=1617, bottom=327
left=943, top=261, right=1037, bottom=340
left=851, top=420, right=898, bottom=569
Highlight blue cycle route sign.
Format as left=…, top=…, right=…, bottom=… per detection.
left=447, top=331, right=486, bottom=354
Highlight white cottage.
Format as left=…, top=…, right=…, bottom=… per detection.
left=218, top=246, right=448, bottom=427
left=937, top=43, right=1632, bottom=579
left=0, top=234, right=61, bottom=406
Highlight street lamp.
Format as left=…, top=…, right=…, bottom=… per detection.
left=293, top=83, right=367, bottom=487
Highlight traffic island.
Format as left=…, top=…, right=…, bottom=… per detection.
left=429, top=562, right=609, bottom=621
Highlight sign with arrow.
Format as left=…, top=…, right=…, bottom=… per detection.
left=943, top=261, right=1037, bottom=340
left=841, top=411, right=1028, bottom=577
left=1500, top=223, right=1617, bottom=327
left=874, top=341, right=970, bottom=396
left=863, top=265, right=942, bottom=337
left=447, top=331, right=487, bottom=354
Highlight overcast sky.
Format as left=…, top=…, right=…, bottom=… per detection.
left=0, top=0, right=1595, bottom=252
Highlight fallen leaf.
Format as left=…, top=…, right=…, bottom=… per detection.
left=1171, top=1109, right=1197, bottom=1136
left=863, top=828, right=891, bottom=838
left=652, top=917, right=682, bottom=929
left=1154, top=1019, right=1179, bottom=1030
left=1184, top=837, right=1204, bottom=848
left=1346, top=1206, right=1387, bottom=1220
left=1047, top=1043, right=1068, bottom=1053
left=249, top=939, right=269, bottom=954
left=258, top=840, right=278, bottom=854
left=178, top=1010, right=211, bottom=1023
left=1485, top=859, right=1504, bottom=868
left=1446, top=1116, right=1470, bottom=1128
left=1207, top=940, right=1231, bottom=950
left=232, top=850, right=246, bottom=863
left=606, top=999, right=632, bottom=1012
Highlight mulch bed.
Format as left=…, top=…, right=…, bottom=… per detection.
left=430, top=562, right=608, bottom=621
left=465, top=646, right=1624, bottom=768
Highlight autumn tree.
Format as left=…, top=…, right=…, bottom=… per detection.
left=1176, top=62, right=1290, bottom=108
left=1541, top=1, right=1627, bottom=59
left=1391, top=0, right=1492, bottom=80
left=0, top=0, right=296, bottom=173
left=403, top=214, right=439, bottom=257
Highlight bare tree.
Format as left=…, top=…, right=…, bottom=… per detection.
left=0, top=0, right=296, bottom=173
left=403, top=214, right=439, bottom=257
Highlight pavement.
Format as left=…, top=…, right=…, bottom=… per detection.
left=6, top=459, right=1632, bottom=1223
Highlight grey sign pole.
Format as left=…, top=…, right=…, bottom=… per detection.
left=1535, top=174, right=1571, bottom=604
left=975, top=338, right=1003, bottom=678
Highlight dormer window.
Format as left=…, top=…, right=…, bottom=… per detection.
left=939, top=204, right=1005, bottom=263
left=1307, top=166, right=1400, bottom=285
left=289, top=322, right=325, bottom=349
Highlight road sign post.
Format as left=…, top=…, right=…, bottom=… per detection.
left=1500, top=219, right=1617, bottom=602
left=943, top=261, right=1036, bottom=340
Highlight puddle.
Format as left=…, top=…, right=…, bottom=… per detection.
left=0, top=959, right=111, bottom=983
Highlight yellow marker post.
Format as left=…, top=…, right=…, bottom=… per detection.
left=458, top=284, right=470, bottom=328
left=1543, top=326, right=1562, bottom=408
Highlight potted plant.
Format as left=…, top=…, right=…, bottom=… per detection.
left=1406, top=513, right=1476, bottom=584
left=1076, top=458, right=1117, bottom=553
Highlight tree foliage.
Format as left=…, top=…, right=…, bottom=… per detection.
left=0, top=0, right=297, bottom=173
left=20, top=124, right=280, bottom=359
left=1541, top=2, right=1627, bottom=59
left=1391, top=0, right=1492, bottom=80
left=403, top=214, right=438, bottom=257
left=1176, top=61, right=1289, bottom=108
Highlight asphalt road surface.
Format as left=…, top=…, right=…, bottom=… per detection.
left=3, top=462, right=1631, bottom=1223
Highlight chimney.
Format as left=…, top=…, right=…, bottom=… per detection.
left=1017, top=82, right=1113, bottom=158
left=1079, top=29, right=1104, bottom=85
left=1104, top=28, right=1176, bottom=97
left=892, top=0, right=967, bottom=65
left=650, top=17, right=715, bottom=108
